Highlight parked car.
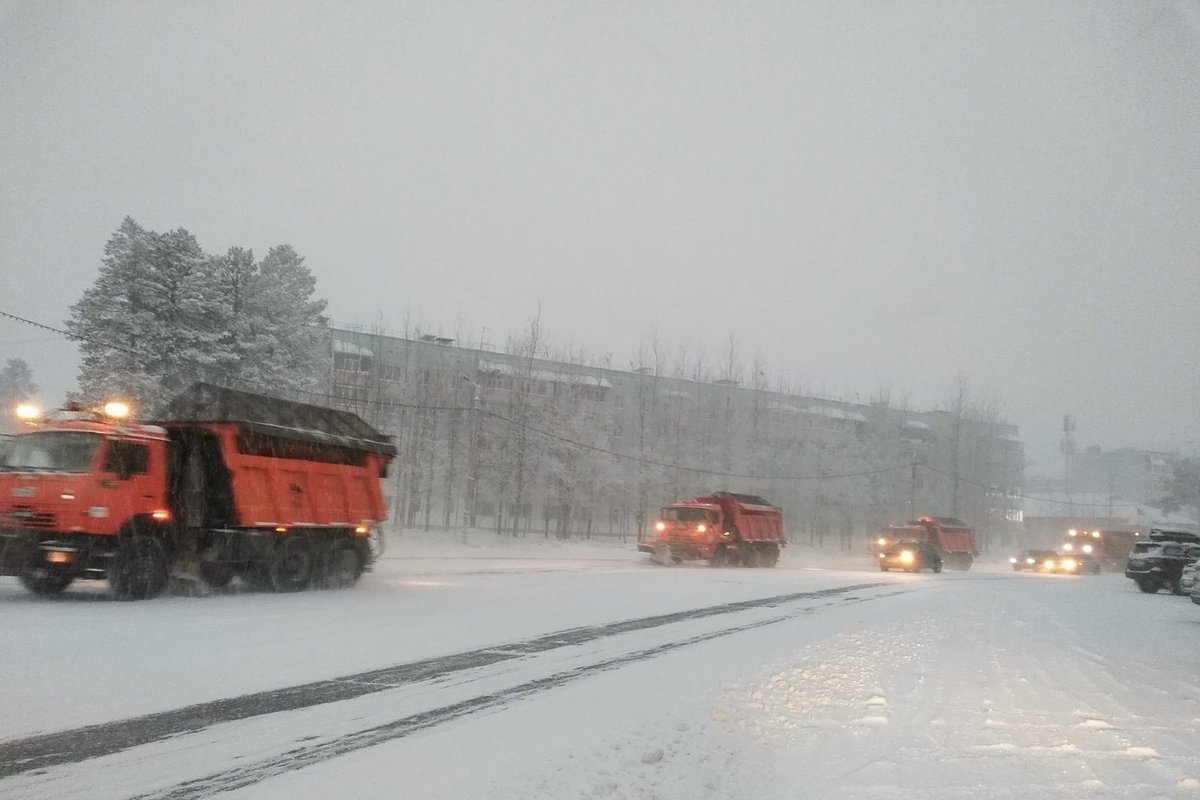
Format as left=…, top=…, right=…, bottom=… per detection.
left=879, top=541, right=942, bottom=573
left=1125, top=540, right=1200, bottom=595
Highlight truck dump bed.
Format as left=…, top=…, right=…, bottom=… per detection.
left=161, top=384, right=397, bottom=529
left=697, top=492, right=786, bottom=544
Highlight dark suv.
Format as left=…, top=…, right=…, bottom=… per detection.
left=1125, top=530, right=1200, bottom=595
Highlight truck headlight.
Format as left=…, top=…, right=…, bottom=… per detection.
left=900, top=550, right=914, bottom=564
left=1062, top=558, right=1077, bottom=571
left=655, top=521, right=666, bottom=532
left=1043, top=560, right=1056, bottom=569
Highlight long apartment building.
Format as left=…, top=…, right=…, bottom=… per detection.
left=327, top=327, right=1024, bottom=546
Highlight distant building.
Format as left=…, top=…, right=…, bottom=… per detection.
left=1070, top=446, right=1177, bottom=506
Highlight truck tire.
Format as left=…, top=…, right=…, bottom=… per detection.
left=325, top=538, right=365, bottom=588
left=709, top=546, right=730, bottom=567
left=959, top=554, right=973, bottom=571
left=879, top=564, right=889, bottom=572
left=110, top=536, right=169, bottom=600
left=19, top=568, right=74, bottom=597
left=1170, top=577, right=1186, bottom=596
left=270, top=535, right=314, bottom=592
left=760, top=543, right=780, bottom=568
left=199, top=563, right=234, bottom=589
left=1136, top=578, right=1160, bottom=594
left=932, top=559, right=943, bottom=573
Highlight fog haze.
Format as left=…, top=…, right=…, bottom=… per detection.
left=2, top=1, right=1198, bottom=474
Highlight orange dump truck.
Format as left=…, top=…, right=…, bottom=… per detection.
left=871, top=515, right=978, bottom=570
left=639, top=492, right=785, bottom=567
left=0, top=383, right=396, bottom=599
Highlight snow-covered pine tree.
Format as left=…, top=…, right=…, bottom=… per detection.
left=68, top=217, right=213, bottom=412
left=0, top=358, right=38, bottom=433
left=69, top=219, right=330, bottom=413
left=209, top=245, right=329, bottom=397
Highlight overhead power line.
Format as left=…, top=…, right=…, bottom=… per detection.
left=919, top=463, right=1149, bottom=511
left=3, top=309, right=910, bottom=483
left=296, top=387, right=912, bottom=482
left=2, top=306, right=1168, bottom=505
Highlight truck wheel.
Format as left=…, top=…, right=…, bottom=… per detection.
left=270, top=535, right=314, bottom=592
left=1170, top=577, right=1186, bottom=596
left=742, top=546, right=761, bottom=568
left=1136, top=579, right=1160, bottom=594
left=932, top=559, right=943, bottom=573
left=761, top=544, right=780, bottom=568
left=19, top=568, right=74, bottom=597
left=325, top=539, right=365, bottom=588
left=111, top=536, right=169, bottom=600
left=709, top=546, right=730, bottom=567
left=199, top=563, right=234, bottom=589
left=959, top=554, right=973, bottom=571
left=879, top=564, right=889, bottom=572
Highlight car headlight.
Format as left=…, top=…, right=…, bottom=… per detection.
left=1082, top=544, right=1093, bottom=554
left=900, top=550, right=914, bottom=564
left=1062, top=558, right=1077, bottom=571
left=1025, top=558, right=1035, bottom=564
left=1043, top=560, right=1056, bottom=569
left=1009, top=557, right=1018, bottom=563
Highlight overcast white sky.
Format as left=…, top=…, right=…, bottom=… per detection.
left=1, top=1, right=1198, bottom=474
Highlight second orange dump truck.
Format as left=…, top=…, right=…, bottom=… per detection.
left=640, top=492, right=786, bottom=567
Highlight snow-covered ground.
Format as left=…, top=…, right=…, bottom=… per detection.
left=2, top=531, right=1199, bottom=799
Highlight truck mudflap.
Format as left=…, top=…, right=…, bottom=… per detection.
left=0, top=530, right=43, bottom=575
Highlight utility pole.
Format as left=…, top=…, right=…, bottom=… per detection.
left=909, top=455, right=919, bottom=515
left=460, top=374, right=482, bottom=544
left=1061, top=414, right=1076, bottom=514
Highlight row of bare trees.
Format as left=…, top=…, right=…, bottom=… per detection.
left=329, top=321, right=1022, bottom=547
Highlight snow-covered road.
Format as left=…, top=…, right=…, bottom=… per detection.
left=2, top=535, right=1199, bottom=799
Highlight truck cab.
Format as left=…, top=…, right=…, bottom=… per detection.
left=0, top=408, right=173, bottom=594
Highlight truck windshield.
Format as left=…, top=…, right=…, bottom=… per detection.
left=662, top=508, right=714, bottom=523
left=0, top=432, right=102, bottom=473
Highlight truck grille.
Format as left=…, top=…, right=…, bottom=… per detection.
left=1, top=506, right=56, bottom=530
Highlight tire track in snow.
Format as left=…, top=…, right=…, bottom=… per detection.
left=0, top=582, right=887, bottom=779
left=127, top=615, right=796, bottom=800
